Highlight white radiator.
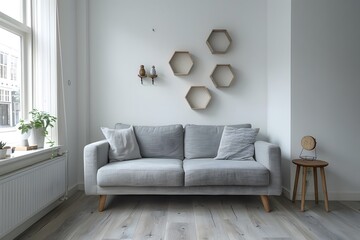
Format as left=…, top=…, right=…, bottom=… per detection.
left=0, top=156, right=66, bottom=239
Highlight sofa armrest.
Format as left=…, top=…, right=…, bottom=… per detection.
left=84, top=140, right=109, bottom=195
left=254, top=141, right=282, bottom=195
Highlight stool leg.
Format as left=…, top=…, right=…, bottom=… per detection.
left=320, top=167, right=329, bottom=212
left=301, top=167, right=307, bottom=212
left=313, top=167, right=318, bottom=204
left=292, top=165, right=301, bottom=202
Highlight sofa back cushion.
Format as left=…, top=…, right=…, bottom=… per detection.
left=115, top=123, right=184, bottom=160
left=184, top=124, right=251, bottom=159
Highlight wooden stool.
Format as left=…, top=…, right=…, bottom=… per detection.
left=292, top=159, right=329, bottom=212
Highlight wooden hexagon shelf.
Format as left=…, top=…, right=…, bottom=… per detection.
left=210, top=64, right=235, bottom=88
left=169, top=51, right=194, bottom=76
left=206, top=29, right=232, bottom=54
left=185, top=86, right=212, bottom=110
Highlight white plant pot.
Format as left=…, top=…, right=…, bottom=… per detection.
left=29, top=127, right=45, bottom=148
left=0, top=149, right=7, bottom=159
left=18, top=127, right=31, bottom=146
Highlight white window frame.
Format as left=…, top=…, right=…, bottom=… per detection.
left=0, top=0, right=32, bottom=133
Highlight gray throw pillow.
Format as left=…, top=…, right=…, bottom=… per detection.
left=101, top=126, right=141, bottom=162
left=215, top=126, right=259, bottom=160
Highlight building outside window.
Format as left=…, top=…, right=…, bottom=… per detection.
left=0, top=0, right=31, bottom=143
left=0, top=28, right=22, bottom=127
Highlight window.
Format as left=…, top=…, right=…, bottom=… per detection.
left=0, top=51, right=8, bottom=79
left=0, top=27, right=22, bottom=128
left=0, top=89, right=10, bottom=102
left=0, top=0, right=31, bottom=144
left=10, top=56, right=17, bottom=80
left=0, top=89, right=10, bottom=103
left=0, top=0, right=23, bottom=23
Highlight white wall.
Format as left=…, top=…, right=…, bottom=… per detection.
left=291, top=0, right=360, bottom=200
left=67, top=0, right=360, bottom=200
left=75, top=0, right=90, bottom=189
left=86, top=0, right=269, bottom=141
left=267, top=0, right=291, bottom=196
left=57, top=0, right=79, bottom=189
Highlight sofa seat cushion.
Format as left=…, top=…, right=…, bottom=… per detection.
left=183, top=159, right=269, bottom=186
left=97, top=158, right=184, bottom=187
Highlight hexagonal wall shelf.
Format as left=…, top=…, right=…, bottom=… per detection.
left=169, top=51, right=194, bottom=76
left=210, top=64, right=235, bottom=88
left=185, top=86, right=212, bottom=110
left=206, top=29, right=232, bottom=54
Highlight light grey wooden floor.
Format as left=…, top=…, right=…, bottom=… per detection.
left=16, top=191, right=360, bottom=240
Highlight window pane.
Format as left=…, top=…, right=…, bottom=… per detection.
left=0, top=0, right=23, bottom=22
left=0, top=27, right=21, bottom=128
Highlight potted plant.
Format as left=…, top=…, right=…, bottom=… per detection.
left=18, top=109, right=57, bottom=148
left=0, top=141, right=7, bottom=159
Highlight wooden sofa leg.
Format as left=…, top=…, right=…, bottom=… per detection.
left=260, top=195, right=271, bottom=212
left=99, top=195, right=107, bottom=212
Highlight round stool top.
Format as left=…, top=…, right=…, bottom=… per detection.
left=292, top=159, right=328, bottom=167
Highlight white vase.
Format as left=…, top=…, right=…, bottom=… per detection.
left=0, top=149, right=7, bottom=159
left=29, top=127, right=45, bottom=148
left=19, top=130, right=31, bottom=146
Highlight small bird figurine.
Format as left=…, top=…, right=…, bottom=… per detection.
left=149, top=66, right=157, bottom=85
left=139, top=65, right=146, bottom=77
left=150, top=66, right=157, bottom=76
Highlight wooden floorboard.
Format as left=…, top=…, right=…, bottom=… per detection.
left=15, top=192, right=360, bottom=240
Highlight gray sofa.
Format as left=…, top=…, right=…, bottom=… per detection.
left=84, top=124, right=281, bottom=212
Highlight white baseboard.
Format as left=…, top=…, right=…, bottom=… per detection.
left=281, top=187, right=360, bottom=201
left=67, top=183, right=83, bottom=194
left=316, top=192, right=360, bottom=201
left=282, top=187, right=291, bottom=199
left=77, top=183, right=84, bottom=190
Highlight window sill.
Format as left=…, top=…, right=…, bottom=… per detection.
left=0, top=146, right=62, bottom=176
